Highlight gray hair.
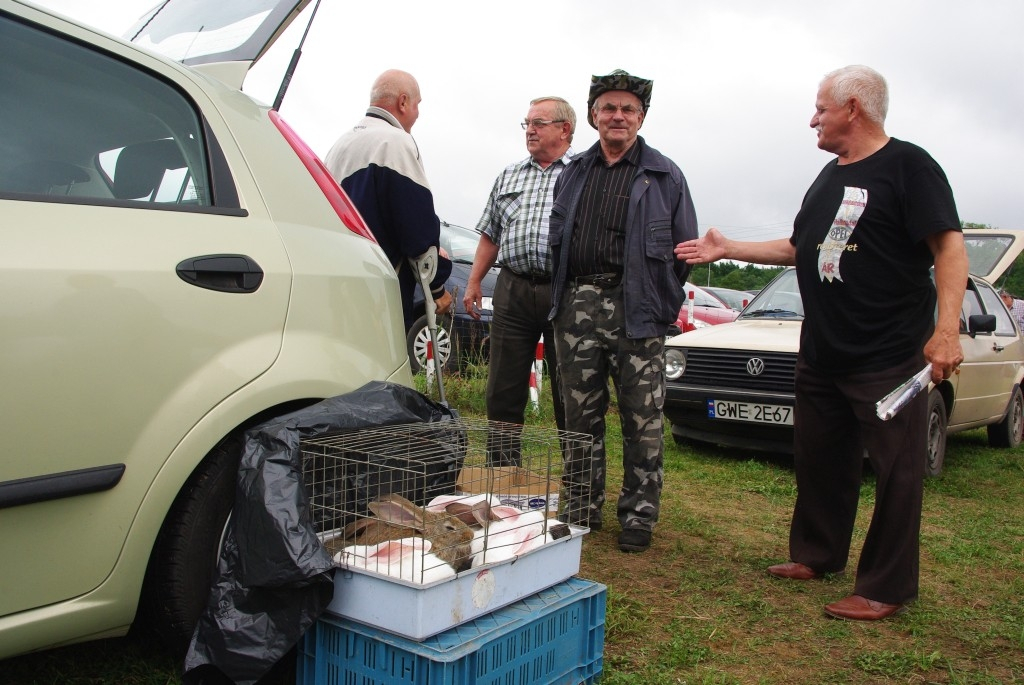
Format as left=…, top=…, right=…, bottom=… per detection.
left=822, top=65, right=889, bottom=127
left=370, top=69, right=419, bottom=107
left=531, top=96, right=577, bottom=141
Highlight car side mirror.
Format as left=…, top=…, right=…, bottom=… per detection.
left=968, top=313, right=997, bottom=336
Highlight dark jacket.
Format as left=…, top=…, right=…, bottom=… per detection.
left=548, top=136, right=698, bottom=338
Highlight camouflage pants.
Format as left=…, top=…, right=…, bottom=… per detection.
left=553, top=283, right=665, bottom=532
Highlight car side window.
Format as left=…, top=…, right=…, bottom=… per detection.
left=977, top=281, right=1017, bottom=336
left=960, top=286, right=982, bottom=332
left=0, top=13, right=212, bottom=208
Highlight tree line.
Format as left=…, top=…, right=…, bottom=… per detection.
left=689, top=222, right=1022, bottom=296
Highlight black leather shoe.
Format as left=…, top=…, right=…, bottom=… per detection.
left=617, top=529, right=651, bottom=552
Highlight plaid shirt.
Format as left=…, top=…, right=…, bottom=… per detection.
left=474, top=149, right=574, bottom=276
left=1011, top=298, right=1024, bottom=331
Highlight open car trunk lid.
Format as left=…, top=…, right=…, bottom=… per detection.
left=963, top=228, right=1024, bottom=283
left=124, top=0, right=311, bottom=88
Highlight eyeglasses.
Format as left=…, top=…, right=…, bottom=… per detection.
left=596, top=103, right=643, bottom=117
left=521, top=119, right=565, bottom=130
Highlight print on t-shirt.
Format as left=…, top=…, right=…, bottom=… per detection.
left=817, top=186, right=867, bottom=283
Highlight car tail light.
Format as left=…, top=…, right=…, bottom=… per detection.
left=269, top=110, right=377, bottom=242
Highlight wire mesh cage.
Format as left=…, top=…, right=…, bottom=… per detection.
left=300, top=417, right=593, bottom=585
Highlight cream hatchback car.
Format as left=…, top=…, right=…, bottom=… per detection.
left=664, top=229, right=1024, bottom=477
left=0, top=0, right=413, bottom=659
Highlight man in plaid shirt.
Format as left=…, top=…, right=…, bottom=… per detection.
left=1000, top=289, right=1024, bottom=331
left=464, top=96, right=575, bottom=463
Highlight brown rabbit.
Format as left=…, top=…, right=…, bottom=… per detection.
left=340, top=493, right=475, bottom=572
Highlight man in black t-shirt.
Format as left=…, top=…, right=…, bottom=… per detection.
left=675, top=65, right=968, bottom=621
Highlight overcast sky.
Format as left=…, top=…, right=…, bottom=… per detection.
left=33, top=0, right=1024, bottom=241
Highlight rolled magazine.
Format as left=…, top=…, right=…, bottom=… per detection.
left=875, top=364, right=933, bottom=421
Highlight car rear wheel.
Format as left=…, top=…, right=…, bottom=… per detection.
left=135, top=435, right=241, bottom=652
left=407, top=315, right=453, bottom=373
left=926, top=391, right=947, bottom=478
left=987, top=384, right=1024, bottom=448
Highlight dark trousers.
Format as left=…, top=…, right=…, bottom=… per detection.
left=485, top=269, right=565, bottom=464
left=790, top=354, right=927, bottom=605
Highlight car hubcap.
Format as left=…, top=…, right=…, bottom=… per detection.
left=412, top=325, right=451, bottom=367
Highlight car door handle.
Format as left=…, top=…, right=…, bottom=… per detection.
left=993, top=342, right=1005, bottom=352
left=176, top=254, right=264, bottom=293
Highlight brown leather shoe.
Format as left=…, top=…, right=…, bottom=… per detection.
left=824, top=594, right=906, bottom=621
left=767, top=561, right=820, bottom=580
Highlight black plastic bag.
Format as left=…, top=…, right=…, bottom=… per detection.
left=183, top=381, right=460, bottom=685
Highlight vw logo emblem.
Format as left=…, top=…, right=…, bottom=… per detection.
left=746, top=358, right=765, bottom=376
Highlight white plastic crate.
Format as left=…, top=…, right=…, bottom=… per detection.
left=300, top=417, right=594, bottom=640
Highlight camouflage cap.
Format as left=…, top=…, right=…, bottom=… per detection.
left=586, top=68, right=653, bottom=129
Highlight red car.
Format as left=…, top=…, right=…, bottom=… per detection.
left=674, top=283, right=740, bottom=332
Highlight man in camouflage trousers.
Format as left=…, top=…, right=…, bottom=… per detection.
left=548, top=70, right=698, bottom=552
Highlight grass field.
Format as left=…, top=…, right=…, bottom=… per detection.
left=3, top=370, right=1022, bottom=684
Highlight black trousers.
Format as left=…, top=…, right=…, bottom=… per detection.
left=790, top=354, right=927, bottom=605
left=485, top=269, right=565, bottom=464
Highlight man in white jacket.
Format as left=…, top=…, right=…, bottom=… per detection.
left=325, top=69, right=452, bottom=327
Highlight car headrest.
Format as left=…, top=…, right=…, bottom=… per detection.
left=113, top=139, right=185, bottom=200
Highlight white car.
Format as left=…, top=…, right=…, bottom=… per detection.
left=0, top=0, right=412, bottom=659
left=664, top=229, right=1024, bottom=476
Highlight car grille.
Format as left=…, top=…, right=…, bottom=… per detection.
left=681, top=349, right=796, bottom=393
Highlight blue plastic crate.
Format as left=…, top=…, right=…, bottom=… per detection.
left=298, top=576, right=605, bottom=685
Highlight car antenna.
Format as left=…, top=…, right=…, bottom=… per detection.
left=273, top=0, right=322, bottom=112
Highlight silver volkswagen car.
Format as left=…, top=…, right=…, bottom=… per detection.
left=664, top=229, right=1024, bottom=477
left=0, top=0, right=413, bottom=659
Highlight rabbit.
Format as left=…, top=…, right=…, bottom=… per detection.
left=426, top=493, right=500, bottom=514
left=342, top=493, right=475, bottom=572
left=467, top=505, right=555, bottom=567
left=335, top=537, right=455, bottom=584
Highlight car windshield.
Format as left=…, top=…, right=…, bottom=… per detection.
left=739, top=269, right=804, bottom=319
left=706, top=287, right=748, bottom=310
left=685, top=284, right=729, bottom=309
left=440, top=223, right=481, bottom=264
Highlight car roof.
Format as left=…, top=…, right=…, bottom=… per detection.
left=125, top=0, right=310, bottom=88
left=963, top=229, right=1024, bottom=282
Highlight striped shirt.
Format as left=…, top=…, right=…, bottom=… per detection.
left=475, top=150, right=574, bottom=276
left=567, top=140, right=641, bottom=276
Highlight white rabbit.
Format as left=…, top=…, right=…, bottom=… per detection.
left=335, top=537, right=455, bottom=584
left=470, top=507, right=554, bottom=566
left=425, top=493, right=500, bottom=513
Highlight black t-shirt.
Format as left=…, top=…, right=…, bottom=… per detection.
left=791, top=138, right=961, bottom=374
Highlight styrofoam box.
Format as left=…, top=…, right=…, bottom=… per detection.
left=326, top=526, right=585, bottom=641
left=299, top=577, right=606, bottom=685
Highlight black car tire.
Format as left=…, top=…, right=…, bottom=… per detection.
left=407, top=315, right=454, bottom=373
left=987, top=384, right=1024, bottom=448
left=926, top=391, right=948, bottom=478
left=135, top=435, right=241, bottom=652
